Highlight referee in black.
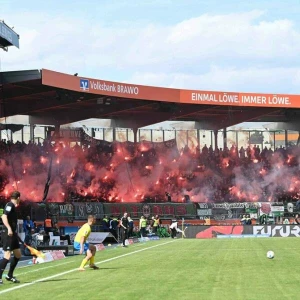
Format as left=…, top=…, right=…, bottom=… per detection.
left=120, top=212, right=129, bottom=247
left=0, top=191, right=22, bottom=284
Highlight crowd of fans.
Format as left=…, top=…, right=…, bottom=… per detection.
left=0, top=138, right=299, bottom=204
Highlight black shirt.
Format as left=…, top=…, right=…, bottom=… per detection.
left=53, top=228, right=60, bottom=236
left=121, top=216, right=129, bottom=228
left=3, top=202, right=18, bottom=232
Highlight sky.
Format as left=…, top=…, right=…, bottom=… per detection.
left=1, top=0, right=300, bottom=94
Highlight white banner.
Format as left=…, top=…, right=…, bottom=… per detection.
left=271, top=206, right=284, bottom=212
left=87, top=232, right=110, bottom=244
left=35, top=250, right=65, bottom=264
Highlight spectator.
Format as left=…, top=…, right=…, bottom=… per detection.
left=120, top=212, right=129, bottom=247
left=152, top=215, right=160, bottom=234
left=53, top=223, right=72, bottom=245
left=23, top=216, right=34, bottom=235
left=0, top=139, right=300, bottom=206
left=44, top=217, right=54, bottom=235
left=241, top=215, right=247, bottom=225
left=169, top=219, right=178, bottom=238
left=296, top=200, right=300, bottom=211
left=109, top=216, right=118, bottom=240
left=102, top=215, right=110, bottom=232
left=127, top=215, right=134, bottom=238
left=139, top=216, right=147, bottom=238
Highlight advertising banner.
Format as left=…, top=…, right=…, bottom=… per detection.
left=41, top=201, right=293, bottom=222
left=35, top=250, right=66, bottom=264
left=42, top=69, right=179, bottom=103
left=180, top=90, right=298, bottom=108
left=251, top=225, right=300, bottom=237
left=45, top=202, right=104, bottom=220
left=58, top=204, right=75, bottom=218
left=186, top=225, right=244, bottom=239
left=187, top=225, right=300, bottom=239
left=73, top=202, right=104, bottom=220
left=196, top=202, right=258, bottom=220
left=43, top=69, right=300, bottom=109
left=87, top=232, right=111, bottom=244
left=102, top=203, right=197, bottom=218
left=270, top=205, right=284, bottom=217
left=95, top=244, right=106, bottom=251
left=50, top=250, right=66, bottom=260
left=36, top=252, right=54, bottom=264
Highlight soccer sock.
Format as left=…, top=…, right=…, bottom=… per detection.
left=8, top=257, right=20, bottom=278
left=0, top=258, right=9, bottom=278
left=89, top=256, right=95, bottom=265
left=80, top=258, right=89, bottom=269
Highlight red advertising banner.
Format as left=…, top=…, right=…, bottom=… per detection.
left=42, top=69, right=300, bottom=109
left=95, top=244, right=106, bottom=251
left=180, top=90, right=300, bottom=108
left=42, top=69, right=179, bottom=103
left=51, top=250, right=65, bottom=260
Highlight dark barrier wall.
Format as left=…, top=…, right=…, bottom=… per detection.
left=186, top=225, right=300, bottom=238
left=31, top=202, right=104, bottom=221
left=103, top=203, right=197, bottom=218
left=72, top=203, right=104, bottom=220
left=31, top=202, right=197, bottom=221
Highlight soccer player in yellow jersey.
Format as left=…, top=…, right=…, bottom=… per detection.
left=74, top=215, right=99, bottom=271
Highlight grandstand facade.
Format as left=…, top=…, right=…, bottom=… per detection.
left=0, top=68, right=300, bottom=223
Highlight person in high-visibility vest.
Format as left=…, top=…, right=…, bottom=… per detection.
left=102, top=215, right=109, bottom=232
left=44, top=218, right=54, bottom=234
left=139, top=216, right=147, bottom=237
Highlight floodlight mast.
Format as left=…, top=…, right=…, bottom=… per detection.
left=0, top=45, right=8, bottom=52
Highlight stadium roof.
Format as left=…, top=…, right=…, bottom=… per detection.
left=0, top=69, right=300, bottom=130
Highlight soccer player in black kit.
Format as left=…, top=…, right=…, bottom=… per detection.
left=0, top=191, right=22, bottom=285
left=120, top=212, right=129, bottom=247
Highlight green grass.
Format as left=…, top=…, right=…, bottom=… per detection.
left=0, top=238, right=299, bottom=299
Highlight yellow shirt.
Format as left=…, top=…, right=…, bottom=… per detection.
left=74, top=223, right=91, bottom=243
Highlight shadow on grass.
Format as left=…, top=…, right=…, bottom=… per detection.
left=93, top=267, right=120, bottom=270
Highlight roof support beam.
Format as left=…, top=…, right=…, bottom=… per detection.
left=196, top=107, right=281, bottom=130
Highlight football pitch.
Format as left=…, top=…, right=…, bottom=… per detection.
left=0, top=238, right=299, bottom=300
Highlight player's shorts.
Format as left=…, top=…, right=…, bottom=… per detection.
left=74, top=241, right=89, bottom=252
left=1, top=230, right=20, bottom=251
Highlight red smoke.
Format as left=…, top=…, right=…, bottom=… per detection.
left=0, top=141, right=299, bottom=203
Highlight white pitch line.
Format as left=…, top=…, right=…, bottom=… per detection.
left=0, top=240, right=176, bottom=295
left=14, top=261, right=75, bottom=277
